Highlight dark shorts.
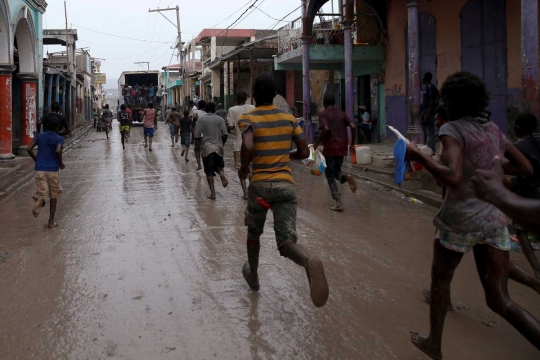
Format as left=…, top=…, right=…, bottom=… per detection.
left=144, top=127, right=154, bottom=138
left=181, top=133, right=191, bottom=147
left=245, top=182, right=297, bottom=248
left=194, top=138, right=202, bottom=152
left=202, top=152, right=224, bottom=176
left=169, top=124, right=179, bottom=137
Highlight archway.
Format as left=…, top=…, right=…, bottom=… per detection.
left=461, top=0, right=507, bottom=132
left=12, top=9, right=37, bottom=154
left=0, top=0, right=11, bottom=64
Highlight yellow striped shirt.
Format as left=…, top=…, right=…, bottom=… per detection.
left=238, top=105, right=304, bottom=183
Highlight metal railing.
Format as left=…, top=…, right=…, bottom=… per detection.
left=277, top=12, right=383, bottom=56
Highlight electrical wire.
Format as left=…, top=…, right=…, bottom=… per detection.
left=107, top=40, right=176, bottom=60
left=70, top=23, right=172, bottom=43
left=210, top=0, right=253, bottom=29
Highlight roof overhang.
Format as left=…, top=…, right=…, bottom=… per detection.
left=194, top=28, right=255, bottom=46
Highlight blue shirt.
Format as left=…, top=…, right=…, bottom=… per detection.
left=149, top=87, right=155, bottom=97
left=34, top=132, right=65, bottom=172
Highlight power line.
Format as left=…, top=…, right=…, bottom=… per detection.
left=254, top=5, right=297, bottom=22
left=210, top=0, right=253, bottom=28
left=70, top=23, right=172, bottom=43
left=107, top=40, right=176, bottom=60
left=219, top=0, right=261, bottom=48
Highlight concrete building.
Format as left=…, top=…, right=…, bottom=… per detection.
left=384, top=0, right=540, bottom=140
left=277, top=0, right=386, bottom=143
left=43, top=29, right=77, bottom=127
left=0, top=0, right=47, bottom=159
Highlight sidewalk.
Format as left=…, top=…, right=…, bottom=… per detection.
left=0, top=124, right=94, bottom=200
left=337, top=140, right=443, bottom=208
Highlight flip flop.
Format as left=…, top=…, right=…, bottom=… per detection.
left=306, top=257, right=329, bottom=307
left=242, top=262, right=260, bottom=292
left=393, top=138, right=407, bottom=187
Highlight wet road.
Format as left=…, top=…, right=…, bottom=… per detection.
left=1, top=122, right=539, bottom=360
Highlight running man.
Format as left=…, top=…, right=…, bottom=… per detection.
left=101, top=104, right=113, bottom=139
left=126, top=105, right=133, bottom=141
left=142, top=102, right=157, bottom=152
left=238, top=74, right=329, bottom=307
left=26, top=116, right=65, bottom=229
left=194, top=102, right=228, bottom=199
left=228, top=91, right=255, bottom=199
left=180, top=109, right=192, bottom=161
left=166, top=107, right=181, bottom=148
left=405, top=72, right=539, bottom=359
left=313, top=93, right=357, bottom=211
left=38, top=101, right=70, bottom=135
left=192, top=100, right=207, bottom=170
left=118, top=104, right=130, bottom=150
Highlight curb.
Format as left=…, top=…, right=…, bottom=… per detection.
left=292, top=160, right=443, bottom=208
left=0, top=124, right=93, bottom=201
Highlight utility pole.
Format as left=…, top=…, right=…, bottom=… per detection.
left=149, top=6, right=184, bottom=107
left=134, top=62, right=150, bottom=71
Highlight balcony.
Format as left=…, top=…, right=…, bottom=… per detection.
left=275, top=13, right=385, bottom=75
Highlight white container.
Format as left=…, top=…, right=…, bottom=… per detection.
left=356, top=146, right=372, bottom=165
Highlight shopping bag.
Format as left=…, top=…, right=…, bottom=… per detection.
left=302, top=145, right=317, bottom=166
left=310, top=149, right=327, bottom=176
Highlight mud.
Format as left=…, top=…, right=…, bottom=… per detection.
left=0, top=123, right=539, bottom=359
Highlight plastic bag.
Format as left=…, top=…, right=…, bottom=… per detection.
left=302, top=145, right=317, bottom=166
left=310, top=148, right=327, bottom=176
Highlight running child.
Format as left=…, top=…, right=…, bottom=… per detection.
left=26, top=116, right=65, bottom=229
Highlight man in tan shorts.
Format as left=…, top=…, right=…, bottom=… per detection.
left=26, top=117, right=66, bottom=228
left=227, top=91, right=254, bottom=199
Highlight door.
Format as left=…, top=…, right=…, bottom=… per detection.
left=461, top=0, right=507, bottom=132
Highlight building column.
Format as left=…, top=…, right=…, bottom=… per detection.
left=47, top=74, right=53, bottom=113
left=301, top=36, right=313, bottom=144
left=16, top=73, right=39, bottom=148
left=227, top=60, right=231, bottom=108
left=522, top=0, right=539, bottom=117
left=62, top=78, right=67, bottom=115
left=67, top=82, right=72, bottom=127
left=249, top=50, right=254, bottom=96
left=0, top=66, right=16, bottom=160
left=54, top=74, right=60, bottom=103
left=342, top=5, right=356, bottom=142
left=407, top=0, right=423, bottom=143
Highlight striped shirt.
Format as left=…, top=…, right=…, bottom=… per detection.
left=238, top=105, right=304, bottom=183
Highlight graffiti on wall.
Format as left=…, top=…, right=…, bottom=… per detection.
left=25, top=84, right=37, bottom=138
left=385, top=84, right=405, bottom=97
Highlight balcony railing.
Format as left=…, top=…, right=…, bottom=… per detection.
left=277, top=17, right=303, bottom=56
left=277, top=12, right=383, bottom=56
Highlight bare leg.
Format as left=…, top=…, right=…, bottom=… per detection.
left=241, top=179, right=248, bottom=200
left=48, top=198, right=58, bottom=228
left=149, top=137, right=153, bottom=151
left=509, top=261, right=540, bottom=295
left=185, top=147, right=189, bottom=161
left=217, top=169, right=228, bottom=188
left=195, top=151, right=202, bottom=170
left=144, top=135, right=148, bottom=148
left=206, top=176, right=216, bottom=199
left=279, top=241, right=329, bottom=307
left=411, top=239, right=463, bottom=360
left=474, top=244, right=540, bottom=349
left=120, top=131, right=126, bottom=150
left=105, top=127, right=109, bottom=139
left=245, top=239, right=260, bottom=286
left=516, top=229, right=540, bottom=278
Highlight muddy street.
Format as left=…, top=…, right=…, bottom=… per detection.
left=0, top=123, right=538, bottom=359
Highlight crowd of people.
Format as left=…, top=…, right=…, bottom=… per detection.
left=121, top=83, right=164, bottom=107
left=26, top=71, right=540, bottom=358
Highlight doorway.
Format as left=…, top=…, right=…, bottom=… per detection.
left=461, top=0, right=507, bottom=132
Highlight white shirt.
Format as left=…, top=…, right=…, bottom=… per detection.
left=227, top=104, right=255, bottom=152
left=362, top=112, right=372, bottom=129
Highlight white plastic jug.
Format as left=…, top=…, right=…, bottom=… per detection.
left=355, top=146, right=372, bottom=165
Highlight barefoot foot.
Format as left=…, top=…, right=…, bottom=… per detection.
left=410, top=332, right=442, bottom=360
left=207, top=194, right=216, bottom=200
left=347, top=174, right=357, bottom=193
left=48, top=222, right=59, bottom=229
left=33, top=199, right=45, bottom=218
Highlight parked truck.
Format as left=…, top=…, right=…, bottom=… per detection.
left=118, top=71, right=161, bottom=124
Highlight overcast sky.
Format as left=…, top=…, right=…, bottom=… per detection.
left=43, top=0, right=334, bottom=88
